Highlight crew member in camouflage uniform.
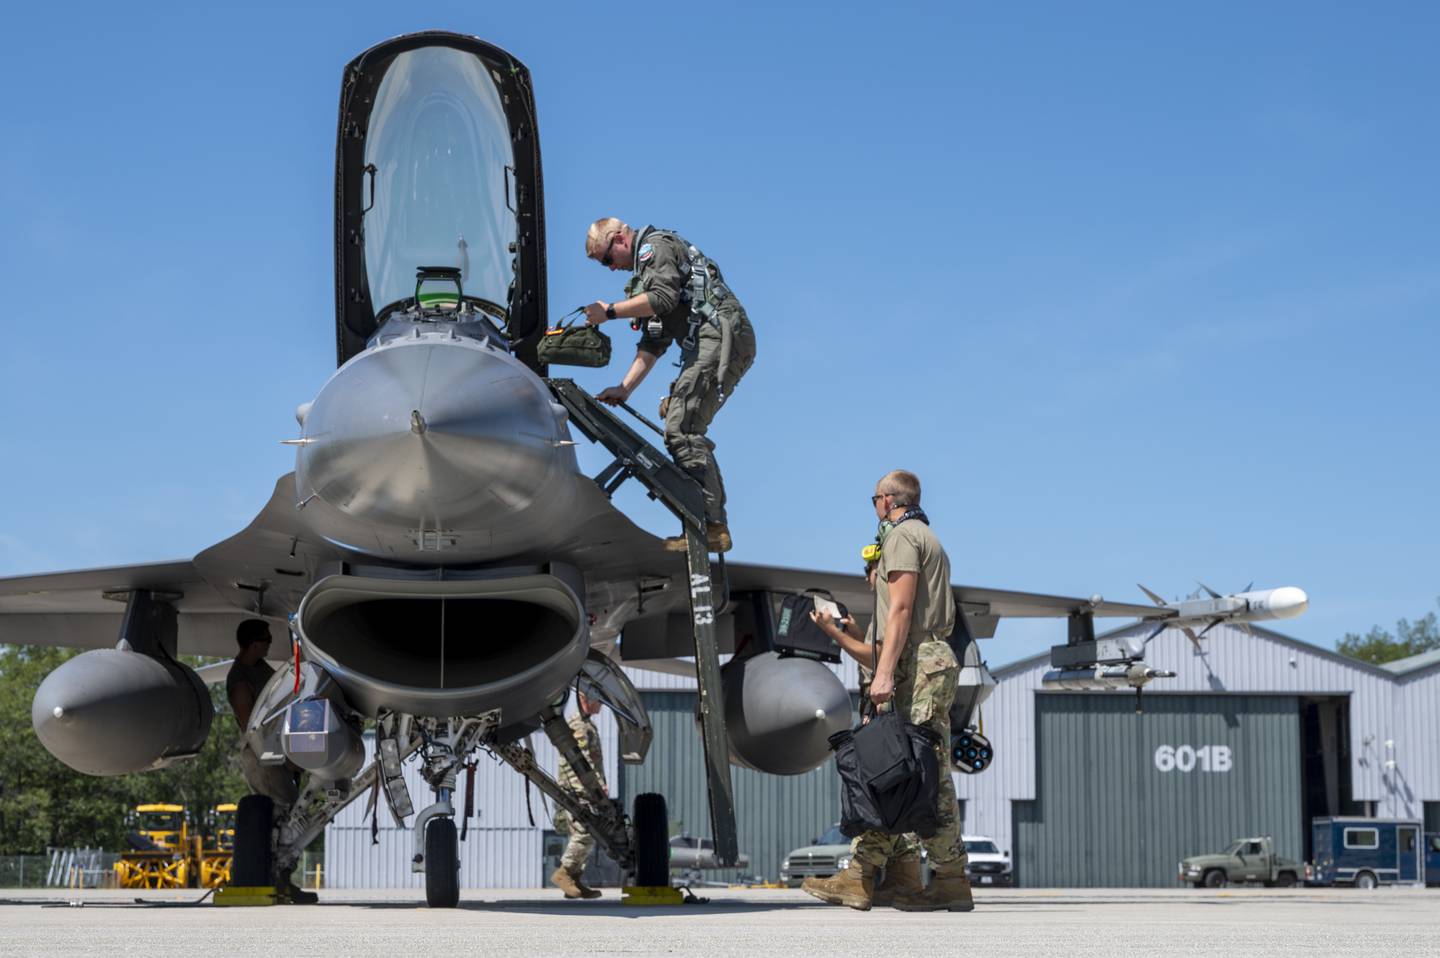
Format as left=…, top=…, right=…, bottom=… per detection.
left=809, top=560, right=927, bottom=907
left=803, top=470, right=972, bottom=912
left=550, top=692, right=606, bottom=899
left=583, top=217, right=756, bottom=553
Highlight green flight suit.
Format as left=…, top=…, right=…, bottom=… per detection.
left=627, top=226, right=756, bottom=525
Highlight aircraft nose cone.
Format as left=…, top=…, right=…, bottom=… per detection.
left=1268, top=586, right=1309, bottom=619
left=297, top=336, right=566, bottom=530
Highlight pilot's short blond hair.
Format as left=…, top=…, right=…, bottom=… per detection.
left=585, top=217, right=629, bottom=258
left=877, top=470, right=922, bottom=507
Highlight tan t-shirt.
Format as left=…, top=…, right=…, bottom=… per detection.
left=875, top=519, right=956, bottom=650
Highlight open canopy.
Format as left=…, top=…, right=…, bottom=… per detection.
left=334, top=32, right=548, bottom=368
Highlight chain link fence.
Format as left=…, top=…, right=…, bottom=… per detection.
left=0, top=848, right=324, bottom=890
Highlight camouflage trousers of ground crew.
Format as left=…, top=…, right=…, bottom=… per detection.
left=552, top=808, right=595, bottom=874
left=664, top=309, right=756, bottom=526
left=851, top=637, right=968, bottom=876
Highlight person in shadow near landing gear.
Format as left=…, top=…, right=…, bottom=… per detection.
left=550, top=692, right=607, bottom=899
left=583, top=216, right=756, bottom=554
left=226, top=619, right=317, bottom=904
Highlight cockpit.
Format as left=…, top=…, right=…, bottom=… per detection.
left=335, top=35, right=546, bottom=366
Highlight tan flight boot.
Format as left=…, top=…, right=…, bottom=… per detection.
left=872, top=858, right=923, bottom=907
left=892, top=870, right=975, bottom=912
left=662, top=523, right=732, bottom=554
left=801, top=860, right=874, bottom=911
left=573, top=874, right=603, bottom=900
left=551, top=866, right=587, bottom=899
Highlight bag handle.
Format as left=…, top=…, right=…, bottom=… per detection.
left=550, top=306, right=585, bottom=332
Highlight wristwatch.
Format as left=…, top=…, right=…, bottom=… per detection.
left=604, top=304, right=617, bottom=320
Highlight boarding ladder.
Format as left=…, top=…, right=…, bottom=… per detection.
left=545, top=379, right=738, bottom=866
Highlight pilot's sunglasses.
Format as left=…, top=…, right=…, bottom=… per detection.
left=870, top=494, right=887, bottom=504
left=601, top=234, right=619, bottom=267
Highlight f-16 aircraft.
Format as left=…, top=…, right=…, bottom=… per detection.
left=0, top=32, right=1307, bottom=907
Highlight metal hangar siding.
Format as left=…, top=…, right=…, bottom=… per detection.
left=957, top=622, right=1440, bottom=887
left=1014, top=693, right=1304, bottom=887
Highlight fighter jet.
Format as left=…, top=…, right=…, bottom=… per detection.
left=0, top=32, right=1307, bottom=906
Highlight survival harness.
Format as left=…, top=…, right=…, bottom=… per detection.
left=633, top=225, right=743, bottom=394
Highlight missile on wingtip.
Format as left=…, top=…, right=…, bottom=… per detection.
left=1166, top=586, right=1309, bottom=628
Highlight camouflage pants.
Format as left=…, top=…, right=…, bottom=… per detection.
left=664, top=309, right=756, bottom=526
left=553, top=808, right=595, bottom=874
left=851, top=638, right=967, bottom=876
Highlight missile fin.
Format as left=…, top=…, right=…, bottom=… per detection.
left=1197, top=618, right=1223, bottom=638
left=1142, top=621, right=1167, bottom=648
left=1197, top=580, right=1222, bottom=599
left=1181, top=627, right=1201, bottom=649
left=1137, top=583, right=1168, bottom=607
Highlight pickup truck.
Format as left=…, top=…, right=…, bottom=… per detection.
left=1179, top=836, right=1304, bottom=888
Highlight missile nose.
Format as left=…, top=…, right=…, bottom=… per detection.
left=1269, top=586, right=1309, bottom=619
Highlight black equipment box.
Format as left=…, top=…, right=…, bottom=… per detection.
left=773, top=591, right=845, bottom=664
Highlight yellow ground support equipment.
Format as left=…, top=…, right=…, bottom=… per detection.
left=113, top=804, right=192, bottom=889
left=199, top=803, right=237, bottom=888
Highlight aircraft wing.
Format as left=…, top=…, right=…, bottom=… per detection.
left=0, top=559, right=259, bottom=658
left=0, top=474, right=344, bottom=659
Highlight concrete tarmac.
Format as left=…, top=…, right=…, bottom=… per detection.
left=1, top=886, right=1436, bottom=957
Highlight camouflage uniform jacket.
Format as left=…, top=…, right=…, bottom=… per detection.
left=557, top=714, right=606, bottom=794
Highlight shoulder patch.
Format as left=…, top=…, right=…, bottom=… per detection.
left=638, top=243, right=654, bottom=263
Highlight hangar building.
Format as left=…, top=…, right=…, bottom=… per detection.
left=958, top=622, right=1440, bottom=887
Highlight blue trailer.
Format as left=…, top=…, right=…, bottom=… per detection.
left=1426, top=833, right=1440, bottom=887
left=1309, top=817, right=1424, bottom=888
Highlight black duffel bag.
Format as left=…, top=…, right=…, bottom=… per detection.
left=830, top=704, right=942, bottom=838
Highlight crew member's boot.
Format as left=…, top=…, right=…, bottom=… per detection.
left=801, top=860, right=874, bottom=911
left=573, top=873, right=603, bottom=900
left=871, top=858, right=923, bottom=907
left=551, top=866, right=588, bottom=899
left=662, top=522, right=732, bottom=554
left=891, top=869, right=975, bottom=912
left=277, top=880, right=318, bottom=905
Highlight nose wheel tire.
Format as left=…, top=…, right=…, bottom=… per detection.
left=632, top=793, right=669, bottom=888
left=425, top=817, right=460, bottom=908
left=232, top=794, right=274, bottom=888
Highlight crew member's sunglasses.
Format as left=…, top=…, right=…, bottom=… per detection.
left=870, top=494, right=888, bottom=504
left=601, top=234, right=619, bottom=267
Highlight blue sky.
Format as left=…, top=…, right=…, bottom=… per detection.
left=1, top=1, right=1436, bottom=665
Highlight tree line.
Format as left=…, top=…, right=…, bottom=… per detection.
left=1335, top=598, right=1439, bottom=665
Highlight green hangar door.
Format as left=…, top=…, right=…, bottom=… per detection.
left=1015, top=694, right=1305, bottom=888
